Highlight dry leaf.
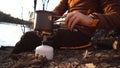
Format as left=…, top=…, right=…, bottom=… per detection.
left=85, top=63, right=96, bottom=68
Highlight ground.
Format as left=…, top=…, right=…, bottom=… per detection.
left=0, top=45, right=120, bottom=68
left=0, top=30, right=120, bottom=68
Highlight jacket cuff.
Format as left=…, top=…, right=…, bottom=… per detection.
left=94, top=13, right=109, bottom=29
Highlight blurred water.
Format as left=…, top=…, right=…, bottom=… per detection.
left=0, top=22, right=31, bottom=47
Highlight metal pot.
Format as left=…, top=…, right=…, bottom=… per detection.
left=34, top=10, right=54, bottom=32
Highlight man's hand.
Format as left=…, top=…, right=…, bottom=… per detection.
left=63, top=11, right=94, bottom=30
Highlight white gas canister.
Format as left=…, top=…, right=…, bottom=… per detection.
left=35, top=45, right=54, bottom=60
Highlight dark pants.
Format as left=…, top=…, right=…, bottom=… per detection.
left=11, top=30, right=92, bottom=54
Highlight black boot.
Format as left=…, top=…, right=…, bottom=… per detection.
left=11, top=31, right=42, bottom=54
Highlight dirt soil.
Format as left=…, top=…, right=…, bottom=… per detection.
left=0, top=45, right=120, bottom=68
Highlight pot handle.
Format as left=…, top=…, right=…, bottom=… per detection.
left=48, top=15, right=64, bottom=22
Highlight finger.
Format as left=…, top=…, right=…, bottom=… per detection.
left=68, top=14, right=77, bottom=30
left=62, top=13, right=67, bottom=18
left=70, top=17, right=80, bottom=30
left=64, top=13, right=73, bottom=26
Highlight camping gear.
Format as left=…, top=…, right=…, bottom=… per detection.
left=35, top=44, right=54, bottom=60
left=34, top=10, right=54, bottom=32
left=33, top=10, right=93, bottom=49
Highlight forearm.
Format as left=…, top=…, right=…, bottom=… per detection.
left=95, top=0, right=120, bottom=29
left=95, top=13, right=120, bottom=29
left=52, top=0, right=68, bottom=16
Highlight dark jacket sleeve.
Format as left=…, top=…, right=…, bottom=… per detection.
left=52, top=0, right=69, bottom=16
left=96, top=0, right=120, bottom=29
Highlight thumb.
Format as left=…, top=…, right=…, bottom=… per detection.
left=62, top=13, right=67, bottom=18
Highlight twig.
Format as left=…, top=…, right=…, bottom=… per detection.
left=83, top=49, right=88, bottom=59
